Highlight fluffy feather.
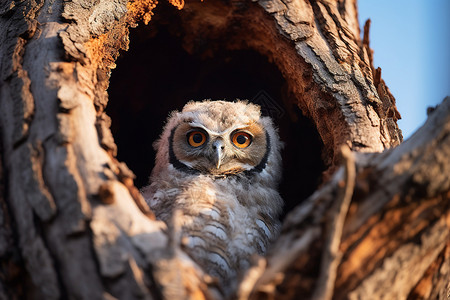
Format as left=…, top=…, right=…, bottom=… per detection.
left=142, top=100, right=283, bottom=296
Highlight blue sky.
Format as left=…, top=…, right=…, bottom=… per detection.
left=358, top=1, right=450, bottom=138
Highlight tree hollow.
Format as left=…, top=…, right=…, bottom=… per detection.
left=107, top=2, right=328, bottom=213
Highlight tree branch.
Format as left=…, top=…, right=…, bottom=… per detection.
left=244, top=96, right=450, bottom=299
left=311, top=145, right=355, bottom=300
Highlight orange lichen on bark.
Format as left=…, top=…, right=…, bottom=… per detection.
left=127, top=0, right=159, bottom=25
left=84, top=0, right=186, bottom=70
left=83, top=0, right=192, bottom=70
left=167, top=0, right=185, bottom=10
left=84, top=34, right=112, bottom=69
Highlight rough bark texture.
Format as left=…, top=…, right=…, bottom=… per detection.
left=244, top=97, right=450, bottom=300
left=0, top=1, right=171, bottom=299
left=167, top=0, right=402, bottom=170
left=0, top=0, right=447, bottom=299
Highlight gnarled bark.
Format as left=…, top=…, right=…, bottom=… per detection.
left=244, top=97, right=450, bottom=300
left=0, top=0, right=447, bottom=299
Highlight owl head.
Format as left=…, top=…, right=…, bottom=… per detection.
left=151, top=100, right=282, bottom=183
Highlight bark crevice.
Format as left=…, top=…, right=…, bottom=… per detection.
left=0, top=0, right=447, bottom=299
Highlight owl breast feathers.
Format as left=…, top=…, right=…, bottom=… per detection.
left=142, top=100, right=283, bottom=295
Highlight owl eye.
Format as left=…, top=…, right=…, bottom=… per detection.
left=187, top=131, right=207, bottom=147
left=231, top=132, right=252, bottom=148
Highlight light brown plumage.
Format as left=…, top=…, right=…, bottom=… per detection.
left=142, top=100, right=283, bottom=296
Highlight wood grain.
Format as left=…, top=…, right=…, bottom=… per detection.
left=0, top=0, right=446, bottom=299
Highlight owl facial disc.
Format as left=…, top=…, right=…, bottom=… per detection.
left=164, top=101, right=276, bottom=178
left=168, top=124, right=270, bottom=177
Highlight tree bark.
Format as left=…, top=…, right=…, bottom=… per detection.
left=0, top=0, right=447, bottom=299
left=243, top=97, right=450, bottom=300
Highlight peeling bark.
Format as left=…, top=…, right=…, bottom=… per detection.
left=244, top=97, right=450, bottom=299
left=172, top=0, right=402, bottom=169
left=0, top=0, right=447, bottom=299
left=0, top=1, right=170, bottom=299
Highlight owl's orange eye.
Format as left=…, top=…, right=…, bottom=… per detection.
left=232, top=132, right=252, bottom=148
left=187, top=131, right=207, bottom=147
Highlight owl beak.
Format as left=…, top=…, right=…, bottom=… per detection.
left=212, top=139, right=225, bottom=169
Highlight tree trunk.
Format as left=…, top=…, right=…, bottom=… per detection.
left=0, top=0, right=447, bottom=299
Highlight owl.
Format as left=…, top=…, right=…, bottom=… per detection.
left=142, top=100, right=283, bottom=296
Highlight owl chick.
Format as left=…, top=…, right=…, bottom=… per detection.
left=142, top=100, right=283, bottom=296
